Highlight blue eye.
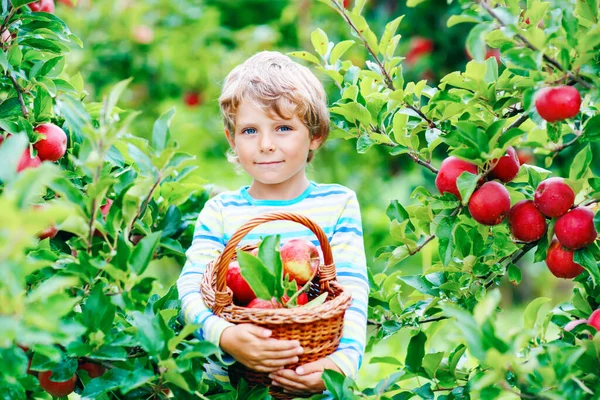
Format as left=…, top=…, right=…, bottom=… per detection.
left=278, top=126, right=292, bottom=132
left=241, top=128, right=257, bottom=135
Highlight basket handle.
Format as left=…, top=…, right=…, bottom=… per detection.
left=214, top=212, right=335, bottom=293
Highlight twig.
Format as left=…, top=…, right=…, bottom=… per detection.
left=407, top=206, right=462, bottom=256
left=420, top=316, right=447, bottom=324
left=485, top=242, right=538, bottom=288
left=479, top=0, right=591, bottom=90
left=505, top=113, right=529, bottom=132
left=549, top=132, right=581, bottom=153
left=8, top=72, right=28, bottom=118
left=0, top=6, right=17, bottom=40
left=128, top=173, right=161, bottom=240
left=380, top=142, right=439, bottom=174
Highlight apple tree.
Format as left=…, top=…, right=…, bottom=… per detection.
left=0, top=1, right=252, bottom=398
left=294, top=0, right=600, bottom=398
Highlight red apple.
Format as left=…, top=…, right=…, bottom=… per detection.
left=226, top=261, right=256, bottom=305
left=38, top=371, right=77, bottom=397
left=534, top=177, right=574, bottom=218
left=246, top=297, right=281, bottom=309
left=133, top=25, right=154, bottom=44
left=435, top=156, right=479, bottom=200
left=38, top=225, right=58, bottom=240
left=508, top=200, right=547, bottom=242
left=516, top=149, right=533, bottom=165
left=58, top=0, right=76, bottom=6
left=281, top=292, right=308, bottom=307
left=588, top=309, right=600, bottom=331
left=405, top=37, right=434, bottom=65
left=281, top=239, right=320, bottom=285
left=342, top=0, right=351, bottom=8
left=545, top=238, right=584, bottom=279
left=78, top=362, right=106, bottom=378
left=33, top=123, right=67, bottom=162
left=554, top=207, right=597, bottom=250
left=485, top=48, right=501, bottom=63
left=468, top=181, right=511, bottom=225
left=1, top=28, right=11, bottom=43
left=535, top=86, right=581, bottom=122
left=489, top=146, right=520, bottom=182
left=17, top=148, right=42, bottom=172
left=100, top=198, right=113, bottom=218
left=29, top=0, right=55, bottom=12
left=184, top=91, right=203, bottom=107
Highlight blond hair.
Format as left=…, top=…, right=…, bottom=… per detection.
left=219, top=51, right=329, bottom=162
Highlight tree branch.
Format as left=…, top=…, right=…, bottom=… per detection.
left=7, top=72, right=28, bottom=118
left=479, top=0, right=591, bottom=90
left=128, top=173, right=162, bottom=239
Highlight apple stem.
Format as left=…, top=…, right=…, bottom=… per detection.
left=284, top=264, right=320, bottom=308
left=479, top=0, right=592, bottom=90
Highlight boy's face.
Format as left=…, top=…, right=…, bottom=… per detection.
left=226, top=99, right=321, bottom=190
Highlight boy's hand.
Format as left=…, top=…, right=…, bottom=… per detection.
left=268, top=358, right=342, bottom=395
left=220, top=324, right=304, bottom=372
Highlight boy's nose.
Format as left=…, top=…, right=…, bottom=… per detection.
left=259, top=134, right=276, bottom=152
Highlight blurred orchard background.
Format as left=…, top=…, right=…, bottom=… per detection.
left=56, top=0, right=598, bottom=389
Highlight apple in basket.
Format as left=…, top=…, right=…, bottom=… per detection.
left=280, top=239, right=320, bottom=285
left=226, top=260, right=256, bottom=305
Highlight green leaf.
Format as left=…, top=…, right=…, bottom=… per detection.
left=466, top=23, right=491, bottom=61
left=237, top=250, right=277, bottom=301
left=37, top=56, right=63, bottom=78
left=304, top=292, right=328, bottom=308
left=379, top=16, right=403, bottom=57
left=442, top=305, right=486, bottom=361
left=33, top=85, right=53, bottom=121
left=152, top=107, right=175, bottom=153
left=330, top=40, right=354, bottom=64
left=581, top=115, right=600, bottom=142
left=574, top=247, right=600, bottom=285
left=405, top=331, right=426, bottom=373
left=11, top=0, right=35, bottom=8
left=288, top=51, right=320, bottom=65
left=569, top=144, right=593, bottom=181
left=523, top=297, right=551, bottom=330
left=104, top=78, right=132, bottom=120
left=0, top=97, right=24, bottom=119
left=0, top=134, right=28, bottom=182
left=436, top=215, right=456, bottom=267
left=0, top=49, right=8, bottom=72
left=507, top=263, right=522, bottom=285
left=19, top=38, right=63, bottom=53
left=311, top=28, right=329, bottom=57
left=257, top=235, right=285, bottom=299
left=128, top=231, right=162, bottom=275
left=456, top=171, right=479, bottom=205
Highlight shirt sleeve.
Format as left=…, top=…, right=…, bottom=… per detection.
left=325, top=191, right=369, bottom=379
left=177, top=197, right=235, bottom=348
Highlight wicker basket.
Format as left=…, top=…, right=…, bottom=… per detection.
left=200, top=212, right=352, bottom=399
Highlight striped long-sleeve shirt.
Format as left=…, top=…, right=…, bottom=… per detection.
left=177, top=181, right=369, bottom=379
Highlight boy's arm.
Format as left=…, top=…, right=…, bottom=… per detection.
left=325, top=191, right=369, bottom=379
left=177, top=197, right=234, bottom=346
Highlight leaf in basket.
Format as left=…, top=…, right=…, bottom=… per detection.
left=303, top=292, right=328, bottom=308
left=257, top=235, right=285, bottom=299
left=237, top=250, right=278, bottom=301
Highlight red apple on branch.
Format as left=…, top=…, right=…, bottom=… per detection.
left=38, top=371, right=77, bottom=397
left=554, top=207, right=597, bottom=250
left=535, top=86, right=581, bottom=122
left=17, top=148, right=42, bottom=172
left=281, top=239, right=320, bottom=285
left=468, top=181, right=510, bottom=225
left=508, top=200, right=547, bottom=242
left=33, top=123, right=67, bottom=162
left=534, top=177, right=574, bottom=218
left=489, top=146, right=520, bottom=182
left=78, top=362, right=106, bottom=378
left=29, top=0, right=55, bottom=13
left=545, top=238, right=584, bottom=279
left=435, top=156, right=478, bottom=200
left=405, top=37, right=433, bottom=65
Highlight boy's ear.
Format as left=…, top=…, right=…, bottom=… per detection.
left=309, top=135, right=323, bottom=150
left=225, top=129, right=235, bottom=149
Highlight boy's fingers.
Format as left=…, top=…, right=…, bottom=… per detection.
left=263, top=347, right=304, bottom=359
left=261, top=338, right=302, bottom=352
left=295, top=360, right=324, bottom=375
left=243, top=324, right=272, bottom=338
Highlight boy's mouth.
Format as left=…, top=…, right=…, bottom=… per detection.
left=256, top=161, right=284, bottom=165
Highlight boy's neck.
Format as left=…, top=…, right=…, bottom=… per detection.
left=247, top=176, right=311, bottom=201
